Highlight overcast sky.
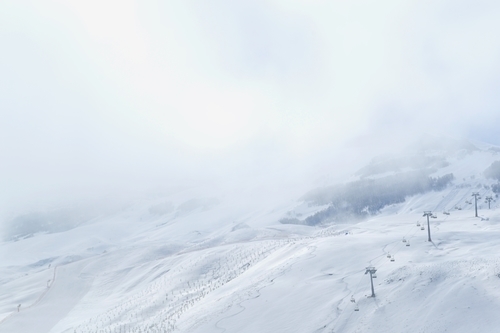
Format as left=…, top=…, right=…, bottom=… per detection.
left=2, top=0, right=500, bottom=213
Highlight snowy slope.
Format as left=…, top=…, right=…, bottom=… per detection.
left=2, top=141, right=500, bottom=333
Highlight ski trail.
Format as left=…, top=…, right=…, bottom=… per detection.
left=213, top=241, right=315, bottom=333
left=434, top=188, right=460, bottom=212
left=0, top=259, right=95, bottom=333
left=0, top=265, right=58, bottom=326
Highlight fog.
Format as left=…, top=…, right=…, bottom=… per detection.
left=2, top=0, right=500, bottom=220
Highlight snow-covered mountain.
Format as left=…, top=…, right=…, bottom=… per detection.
left=2, top=138, right=500, bottom=333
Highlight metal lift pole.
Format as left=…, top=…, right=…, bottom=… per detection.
left=486, top=196, right=493, bottom=209
left=369, top=271, right=375, bottom=297
left=427, top=214, right=431, bottom=242
left=365, top=267, right=377, bottom=297
left=423, top=211, right=433, bottom=242
left=472, top=192, right=480, bottom=217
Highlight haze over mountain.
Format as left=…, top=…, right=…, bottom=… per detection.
left=2, top=1, right=500, bottom=332
left=2, top=0, right=500, bottom=216
left=2, top=138, right=500, bottom=333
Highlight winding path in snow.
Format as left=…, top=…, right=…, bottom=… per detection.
left=0, top=259, right=95, bottom=333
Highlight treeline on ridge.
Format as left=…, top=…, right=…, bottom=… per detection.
left=284, top=171, right=454, bottom=226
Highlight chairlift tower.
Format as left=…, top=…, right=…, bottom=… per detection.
left=472, top=192, right=481, bottom=217
left=423, top=211, right=434, bottom=242
left=486, top=196, right=493, bottom=209
left=365, top=266, right=377, bottom=297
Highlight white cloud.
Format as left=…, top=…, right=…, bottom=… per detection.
left=1, top=0, right=500, bottom=212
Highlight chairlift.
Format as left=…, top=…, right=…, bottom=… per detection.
left=458, top=207, right=462, bottom=210
left=390, top=256, right=395, bottom=262
left=431, top=215, right=437, bottom=219
left=406, top=241, right=410, bottom=247
left=417, top=222, right=421, bottom=227
left=421, top=226, right=425, bottom=230
left=402, top=238, right=407, bottom=243
left=354, top=304, right=359, bottom=311
left=350, top=296, right=355, bottom=303
left=372, top=273, right=377, bottom=278
left=387, top=253, right=391, bottom=258
left=443, top=211, right=450, bottom=215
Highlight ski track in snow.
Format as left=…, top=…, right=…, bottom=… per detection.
left=2, top=148, right=500, bottom=332
left=4, top=209, right=500, bottom=333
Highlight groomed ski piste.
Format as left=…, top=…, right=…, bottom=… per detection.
left=2, top=143, right=500, bottom=333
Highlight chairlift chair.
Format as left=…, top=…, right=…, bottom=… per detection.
left=350, top=296, right=355, bottom=303
left=406, top=241, right=410, bottom=247
left=390, top=256, right=395, bottom=262
left=387, top=254, right=391, bottom=258
left=421, top=226, right=425, bottom=230
left=417, top=222, right=421, bottom=227
left=354, top=304, right=359, bottom=311
left=402, top=238, right=407, bottom=243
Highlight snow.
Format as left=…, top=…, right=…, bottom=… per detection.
left=2, top=147, right=500, bottom=333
